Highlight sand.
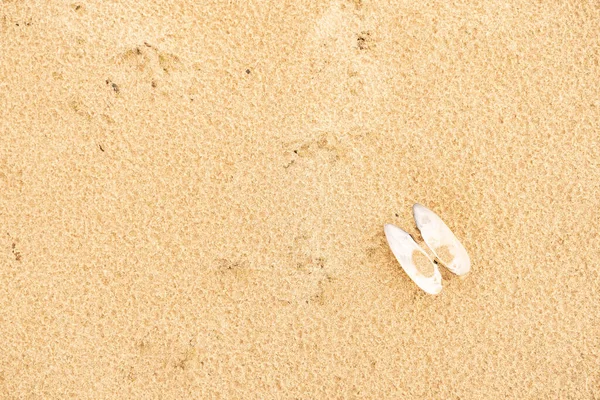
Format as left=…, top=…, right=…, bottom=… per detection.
left=412, top=250, right=435, bottom=278
left=1, top=0, right=599, bottom=398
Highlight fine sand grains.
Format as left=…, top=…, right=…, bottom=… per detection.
left=434, top=245, right=455, bottom=267
left=411, top=250, right=434, bottom=277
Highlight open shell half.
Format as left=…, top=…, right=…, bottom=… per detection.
left=383, top=223, right=442, bottom=295
left=412, top=204, right=471, bottom=276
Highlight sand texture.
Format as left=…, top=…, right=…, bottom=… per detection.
left=1, top=0, right=599, bottom=398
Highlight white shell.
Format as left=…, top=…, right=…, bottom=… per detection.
left=383, top=224, right=442, bottom=295
left=412, top=204, right=471, bottom=276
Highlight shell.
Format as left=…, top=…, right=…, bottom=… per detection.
left=383, top=224, right=442, bottom=295
left=412, top=204, right=471, bottom=276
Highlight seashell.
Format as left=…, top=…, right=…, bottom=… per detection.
left=383, top=224, right=442, bottom=295
left=412, top=204, right=471, bottom=276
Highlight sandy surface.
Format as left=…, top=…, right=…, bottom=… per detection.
left=1, top=0, right=599, bottom=398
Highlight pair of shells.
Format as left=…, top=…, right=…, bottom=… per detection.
left=384, top=204, right=470, bottom=295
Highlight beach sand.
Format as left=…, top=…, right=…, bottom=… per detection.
left=1, top=0, right=599, bottom=398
